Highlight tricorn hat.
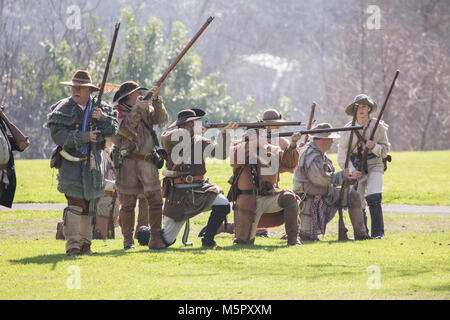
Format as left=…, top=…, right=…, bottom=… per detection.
left=309, top=123, right=341, bottom=139
left=113, top=81, right=149, bottom=103
left=345, top=94, right=377, bottom=116
left=168, top=108, right=205, bottom=128
left=60, top=70, right=100, bottom=92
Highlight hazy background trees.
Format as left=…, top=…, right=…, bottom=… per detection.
left=0, top=0, right=449, bottom=159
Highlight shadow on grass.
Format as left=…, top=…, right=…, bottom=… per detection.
left=8, top=242, right=299, bottom=268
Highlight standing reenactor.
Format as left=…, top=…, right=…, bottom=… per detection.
left=337, top=95, right=390, bottom=239
left=0, top=107, right=30, bottom=208
left=45, top=70, right=119, bottom=255
left=111, top=81, right=169, bottom=250
left=160, top=109, right=237, bottom=249
left=229, top=123, right=302, bottom=246
left=294, top=123, right=370, bottom=241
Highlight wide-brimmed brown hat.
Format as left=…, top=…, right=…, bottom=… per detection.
left=113, top=81, right=149, bottom=103
left=309, top=123, right=341, bottom=139
left=258, top=109, right=285, bottom=123
left=345, top=94, right=377, bottom=116
left=60, top=70, right=100, bottom=91
left=168, top=108, right=205, bottom=128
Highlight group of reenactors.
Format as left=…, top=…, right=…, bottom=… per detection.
left=5, top=68, right=389, bottom=256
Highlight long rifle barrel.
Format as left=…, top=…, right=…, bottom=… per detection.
left=268, top=126, right=363, bottom=138
left=96, top=23, right=121, bottom=107
left=358, top=70, right=400, bottom=172
left=204, top=121, right=302, bottom=129
left=143, top=17, right=214, bottom=101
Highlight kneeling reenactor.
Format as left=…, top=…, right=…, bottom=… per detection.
left=160, top=109, right=237, bottom=249
left=229, top=126, right=302, bottom=246
left=293, top=123, right=370, bottom=241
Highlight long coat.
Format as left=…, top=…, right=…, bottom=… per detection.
left=45, top=97, right=118, bottom=200
left=0, top=118, right=22, bottom=208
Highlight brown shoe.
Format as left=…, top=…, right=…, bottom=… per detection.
left=67, top=248, right=81, bottom=256
left=80, top=243, right=94, bottom=255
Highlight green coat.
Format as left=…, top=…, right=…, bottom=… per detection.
left=45, top=97, right=118, bottom=200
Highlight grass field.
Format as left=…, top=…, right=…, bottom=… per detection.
left=13, top=150, right=450, bottom=205
left=0, top=209, right=449, bottom=300
left=2, top=150, right=449, bottom=300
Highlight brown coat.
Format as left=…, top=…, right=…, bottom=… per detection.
left=161, top=129, right=229, bottom=221
left=113, top=97, right=169, bottom=194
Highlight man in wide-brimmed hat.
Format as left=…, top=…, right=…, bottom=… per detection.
left=45, top=70, right=118, bottom=256
left=337, top=94, right=391, bottom=239
left=227, top=112, right=303, bottom=246
left=159, top=109, right=238, bottom=249
left=293, top=123, right=370, bottom=241
left=111, top=81, right=169, bottom=250
left=210, top=108, right=301, bottom=240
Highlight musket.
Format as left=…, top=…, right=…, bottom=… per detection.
left=267, top=126, right=363, bottom=138
left=337, top=107, right=358, bottom=241
left=90, top=23, right=121, bottom=171
left=0, top=107, right=30, bottom=151
left=204, top=121, right=303, bottom=129
left=142, top=17, right=214, bottom=101
left=358, top=70, right=399, bottom=174
left=303, top=102, right=316, bottom=144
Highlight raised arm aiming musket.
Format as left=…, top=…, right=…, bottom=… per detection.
left=89, top=23, right=121, bottom=171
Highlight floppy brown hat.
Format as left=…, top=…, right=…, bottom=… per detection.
left=260, top=109, right=283, bottom=122
left=113, top=81, right=149, bottom=103
left=168, top=109, right=205, bottom=128
left=60, top=70, right=100, bottom=91
left=345, top=94, right=377, bottom=116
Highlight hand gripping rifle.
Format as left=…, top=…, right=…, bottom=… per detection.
left=337, top=107, right=358, bottom=241
left=357, top=70, right=399, bottom=175
left=89, top=23, right=121, bottom=171
left=142, top=17, right=214, bottom=101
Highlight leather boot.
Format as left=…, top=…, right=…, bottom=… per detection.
left=348, top=190, right=371, bottom=240
left=283, top=207, right=302, bottom=246
left=134, top=197, right=149, bottom=239
left=202, top=205, right=230, bottom=248
left=79, top=215, right=94, bottom=254
left=146, top=190, right=167, bottom=250
left=63, top=207, right=82, bottom=255
left=362, top=207, right=369, bottom=236
left=93, top=216, right=108, bottom=240
left=366, top=193, right=385, bottom=239
left=56, top=222, right=65, bottom=240
left=119, top=193, right=137, bottom=250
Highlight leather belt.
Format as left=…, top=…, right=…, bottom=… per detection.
left=126, top=153, right=152, bottom=161
left=237, top=189, right=260, bottom=196
left=173, top=175, right=204, bottom=184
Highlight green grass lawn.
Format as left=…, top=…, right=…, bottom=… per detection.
left=0, top=210, right=449, bottom=300
left=14, top=150, right=450, bottom=205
